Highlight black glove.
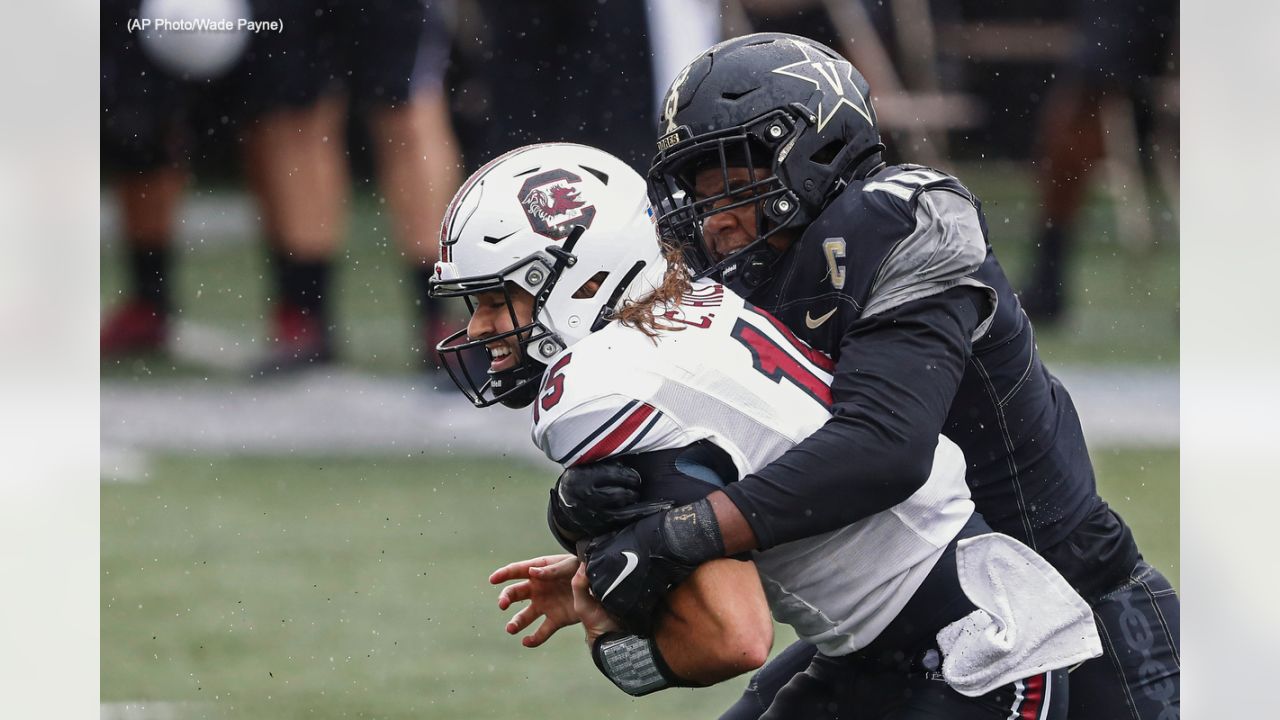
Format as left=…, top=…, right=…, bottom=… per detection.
left=547, top=461, right=672, bottom=551
left=584, top=497, right=725, bottom=633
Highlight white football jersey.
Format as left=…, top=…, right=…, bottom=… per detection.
left=530, top=280, right=974, bottom=656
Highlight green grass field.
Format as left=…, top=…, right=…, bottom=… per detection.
left=102, top=448, right=1179, bottom=719
left=101, top=161, right=1178, bottom=380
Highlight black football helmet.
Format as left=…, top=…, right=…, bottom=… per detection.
left=647, top=33, right=884, bottom=292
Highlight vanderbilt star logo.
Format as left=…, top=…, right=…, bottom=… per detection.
left=805, top=307, right=838, bottom=329
left=770, top=39, right=874, bottom=132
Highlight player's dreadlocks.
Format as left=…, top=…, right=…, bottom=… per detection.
left=613, top=243, right=693, bottom=339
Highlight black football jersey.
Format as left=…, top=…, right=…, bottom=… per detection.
left=745, top=164, right=1098, bottom=551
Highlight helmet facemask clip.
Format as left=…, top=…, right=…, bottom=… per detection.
left=589, top=260, right=648, bottom=333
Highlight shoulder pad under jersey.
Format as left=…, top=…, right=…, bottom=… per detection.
left=529, top=329, right=680, bottom=466
left=798, top=165, right=995, bottom=335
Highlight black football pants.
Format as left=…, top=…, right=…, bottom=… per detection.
left=1067, top=560, right=1180, bottom=719
left=757, top=654, right=1068, bottom=720
left=724, top=560, right=1177, bottom=720
left=726, top=512, right=1070, bottom=719
left=722, top=549, right=1179, bottom=719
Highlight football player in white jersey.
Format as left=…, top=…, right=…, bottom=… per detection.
left=430, top=143, right=1099, bottom=718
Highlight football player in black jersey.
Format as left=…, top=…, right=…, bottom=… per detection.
left=557, top=33, right=1179, bottom=720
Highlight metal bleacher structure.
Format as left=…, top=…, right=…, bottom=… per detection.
left=723, top=0, right=1179, bottom=249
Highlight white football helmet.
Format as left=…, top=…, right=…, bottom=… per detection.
left=430, top=143, right=667, bottom=408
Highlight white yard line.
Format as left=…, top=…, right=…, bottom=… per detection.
left=100, top=444, right=150, bottom=484
left=100, top=701, right=200, bottom=720
left=167, top=320, right=262, bottom=372
left=101, top=368, right=554, bottom=467
left=101, top=192, right=258, bottom=249
left=101, top=366, right=1176, bottom=482
left=1051, top=366, right=1179, bottom=449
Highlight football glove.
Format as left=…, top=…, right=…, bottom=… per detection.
left=584, top=497, right=725, bottom=633
left=548, top=461, right=672, bottom=551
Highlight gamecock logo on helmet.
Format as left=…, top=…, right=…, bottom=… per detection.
left=518, top=169, right=597, bottom=239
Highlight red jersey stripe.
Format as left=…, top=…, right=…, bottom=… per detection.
left=1017, top=672, right=1046, bottom=720
left=745, top=303, right=836, bottom=372
left=573, top=403, right=657, bottom=466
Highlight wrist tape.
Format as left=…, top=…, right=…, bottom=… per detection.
left=661, top=497, right=726, bottom=564
left=590, top=631, right=681, bottom=696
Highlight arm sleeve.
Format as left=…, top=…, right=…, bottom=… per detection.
left=862, top=188, right=995, bottom=332
left=721, top=285, right=987, bottom=550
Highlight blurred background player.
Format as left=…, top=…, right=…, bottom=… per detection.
left=101, top=0, right=463, bottom=374
left=250, top=0, right=462, bottom=373
left=99, top=0, right=251, bottom=357
left=1021, top=0, right=1178, bottom=321
left=104, top=0, right=721, bottom=371
left=447, top=0, right=720, bottom=174
left=458, top=0, right=656, bottom=171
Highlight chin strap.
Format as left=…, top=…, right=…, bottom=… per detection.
left=726, top=242, right=783, bottom=294
left=492, top=364, right=544, bottom=409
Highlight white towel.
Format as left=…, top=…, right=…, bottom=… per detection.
left=936, top=533, right=1103, bottom=697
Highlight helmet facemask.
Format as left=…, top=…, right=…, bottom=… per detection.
left=432, top=224, right=654, bottom=409
left=648, top=110, right=803, bottom=294
left=647, top=33, right=887, bottom=294
left=429, top=143, right=667, bottom=408
left=431, top=242, right=578, bottom=409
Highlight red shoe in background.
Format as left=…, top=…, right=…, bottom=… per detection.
left=101, top=300, right=167, bottom=357
left=256, top=304, right=334, bottom=375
